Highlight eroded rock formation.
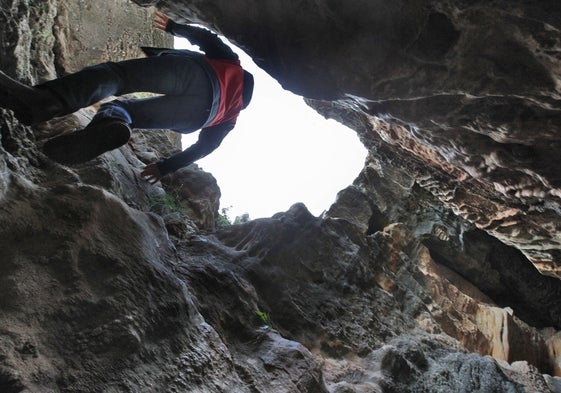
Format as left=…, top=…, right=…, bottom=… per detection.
left=156, top=0, right=561, bottom=276
left=2, top=0, right=561, bottom=392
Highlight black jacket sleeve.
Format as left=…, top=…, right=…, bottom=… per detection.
left=156, top=122, right=235, bottom=176
left=165, top=20, right=238, bottom=60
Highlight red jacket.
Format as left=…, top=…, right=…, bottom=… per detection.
left=205, top=58, right=245, bottom=127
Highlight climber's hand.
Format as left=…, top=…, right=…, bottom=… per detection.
left=141, top=163, right=162, bottom=184
left=154, top=12, right=169, bottom=31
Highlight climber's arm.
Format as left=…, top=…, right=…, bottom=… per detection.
left=141, top=123, right=234, bottom=182
left=155, top=12, right=238, bottom=60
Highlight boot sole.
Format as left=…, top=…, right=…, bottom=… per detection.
left=43, top=121, right=131, bottom=164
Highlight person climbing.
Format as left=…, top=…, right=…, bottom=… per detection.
left=0, top=12, right=254, bottom=184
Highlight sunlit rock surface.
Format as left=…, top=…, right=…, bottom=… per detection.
left=2, top=0, right=561, bottom=391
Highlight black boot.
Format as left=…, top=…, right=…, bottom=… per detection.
left=43, top=119, right=131, bottom=164
left=0, top=71, right=65, bottom=125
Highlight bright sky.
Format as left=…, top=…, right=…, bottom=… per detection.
left=176, top=37, right=367, bottom=220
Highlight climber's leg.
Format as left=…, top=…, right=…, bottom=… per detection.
left=1, top=54, right=212, bottom=126
left=0, top=71, right=65, bottom=125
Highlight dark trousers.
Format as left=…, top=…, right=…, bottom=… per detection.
left=40, top=55, right=214, bottom=133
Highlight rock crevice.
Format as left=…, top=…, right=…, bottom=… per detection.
left=1, top=0, right=561, bottom=392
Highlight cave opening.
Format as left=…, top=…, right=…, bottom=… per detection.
left=176, top=37, right=368, bottom=220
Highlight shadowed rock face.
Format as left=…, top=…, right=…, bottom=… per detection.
left=2, top=0, right=561, bottom=392
left=151, top=0, right=561, bottom=276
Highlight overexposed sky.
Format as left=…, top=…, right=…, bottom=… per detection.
left=176, top=37, right=367, bottom=220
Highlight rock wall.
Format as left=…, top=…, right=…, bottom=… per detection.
left=1, top=0, right=561, bottom=392
left=151, top=0, right=561, bottom=276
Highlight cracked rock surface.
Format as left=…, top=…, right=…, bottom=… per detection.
left=2, top=0, right=561, bottom=392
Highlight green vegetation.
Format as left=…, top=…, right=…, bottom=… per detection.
left=216, top=206, right=251, bottom=227
left=149, top=190, right=181, bottom=213
left=216, top=206, right=233, bottom=227
left=256, top=310, right=271, bottom=325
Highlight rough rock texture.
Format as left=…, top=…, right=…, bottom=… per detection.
left=152, top=0, right=561, bottom=277
left=2, top=0, right=561, bottom=392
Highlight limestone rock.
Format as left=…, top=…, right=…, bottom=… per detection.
left=154, top=0, right=561, bottom=276
left=162, top=164, right=221, bottom=231
left=54, top=0, right=171, bottom=75
left=2, top=0, right=561, bottom=392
